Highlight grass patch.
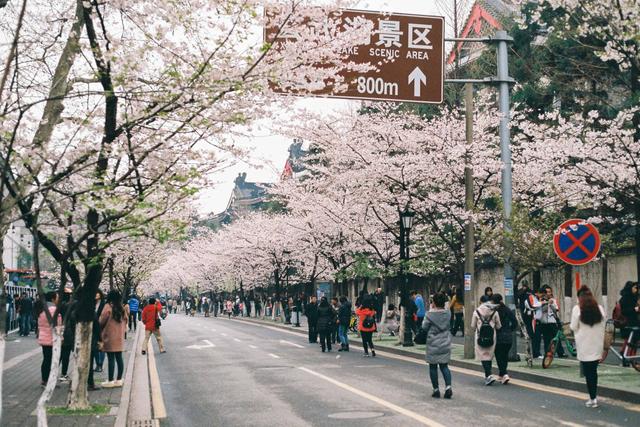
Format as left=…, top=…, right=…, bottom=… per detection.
left=47, top=404, right=110, bottom=416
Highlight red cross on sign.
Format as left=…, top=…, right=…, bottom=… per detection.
left=553, top=219, right=601, bottom=266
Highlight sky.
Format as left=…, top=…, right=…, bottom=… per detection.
left=197, top=0, right=455, bottom=215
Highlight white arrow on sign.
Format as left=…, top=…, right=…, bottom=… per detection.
left=186, top=339, right=215, bottom=350
left=408, top=66, right=427, bottom=97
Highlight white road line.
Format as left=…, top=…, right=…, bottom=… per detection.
left=233, top=338, right=241, bottom=342
left=210, top=328, right=217, bottom=331
left=221, top=333, right=228, bottom=337
left=3, top=347, right=40, bottom=371
left=298, top=367, right=444, bottom=427
left=249, top=345, right=258, bottom=349
left=280, top=340, right=304, bottom=348
left=268, top=353, right=281, bottom=359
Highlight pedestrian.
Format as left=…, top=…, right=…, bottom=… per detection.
left=18, top=292, right=33, bottom=336
left=422, top=292, right=452, bottom=399
left=450, top=287, right=464, bottom=337
left=316, top=297, right=336, bottom=352
left=471, top=297, right=502, bottom=385
left=524, top=286, right=542, bottom=358
left=36, top=291, right=61, bottom=386
left=413, top=291, right=426, bottom=327
left=203, top=298, right=210, bottom=317
left=330, top=297, right=339, bottom=344
left=373, top=288, right=385, bottom=323
left=491, top=293, right=516, bottom=384
left=356, top=296, right=377, bottom=357
left=305, top=296, right=319, bottom=343
left=94, top=290, right=107, bottom=373
left=58, top=289, right=74, bottom=383
left=226, top=299, right=233, bottom=319
left=142, top=297, right=166, bottom=355
left=480, top=287, right=493, bottom=303
left=618, top=281, right=639, bottom=338
left=128, top=294, right=140, bottom=332
left=381, top=303, right=399, bottom=337
left=337, top=296, right=351, bottom=351
left=100, top=290, right=128, bottom=388
left=570, top=286, right=605, bottom=408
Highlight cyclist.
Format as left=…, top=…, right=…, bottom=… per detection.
left=570, top=286, right=606, bottom=409
left=540, top=286, right=567, bottom=358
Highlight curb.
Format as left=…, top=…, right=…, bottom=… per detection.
left=115, top=325, right=143, bottom=427
left=230, top=316, right=640, bottom=405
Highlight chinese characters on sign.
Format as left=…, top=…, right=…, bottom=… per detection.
left=265, top=9, right=444, bottom=104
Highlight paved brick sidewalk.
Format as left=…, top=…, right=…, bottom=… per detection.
left=2, top=329, right=137, bottom=427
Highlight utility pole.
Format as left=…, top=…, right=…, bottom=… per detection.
left=463, top=83, right=475, bottom=359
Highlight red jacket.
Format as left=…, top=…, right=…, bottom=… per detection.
left=141, top=302, right=162, bottom=331
left=356, top=307, right=377, bottom=332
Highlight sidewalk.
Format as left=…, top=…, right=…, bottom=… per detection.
left=228, top=314, right=640, bottom=404
left=2, top=326, right=142, bottom=427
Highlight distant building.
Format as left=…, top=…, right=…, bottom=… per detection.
left=447, top=0, right=518, bottom=70
left=204, top=173, right=271, bottom=228
left=2, top=219, right=32, bottom=271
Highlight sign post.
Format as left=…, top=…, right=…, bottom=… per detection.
left=553, top=219, right=601, bottom=292
left=265, top=10, right=444, bottom=104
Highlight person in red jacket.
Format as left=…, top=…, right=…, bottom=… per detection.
left=356, top=296, right=377, bottom=357
left=141, top=297, right=165, bottom=355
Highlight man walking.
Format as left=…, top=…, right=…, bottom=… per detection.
left=374, top=288, right=385, bottom=323
left=128, top=294, right=140, bottom=332
left=304, top=296, right=318, bottom=343
left=18, top=292, right=33, bottom=336
left=413, top=291, right=427, bottom=327
left=141, top=297, right=166, bottom=355
left=337, top=296, right=351, bottom=352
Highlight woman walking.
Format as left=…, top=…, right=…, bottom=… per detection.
left=570, top=286, right=606, bottom=408
left=37, top=291, right=60, bottom=386
left=422, top=292, right=453, bottom=398
left=471, top=296, right=502, bottom=385
left=491, top=294, right=516, bottom=384
left=100, top=291, right=128, bottom=387
left=316, top=297, right=336, bottom=352
left=356, top=297, right=377, bottom=357
left=450, top=288, right=464, bottom=337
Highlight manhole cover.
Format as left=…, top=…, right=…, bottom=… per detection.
left=328, top=411, right=385, bottom=420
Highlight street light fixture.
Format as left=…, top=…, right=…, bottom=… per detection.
left=399, top=208, right=415, bottom=347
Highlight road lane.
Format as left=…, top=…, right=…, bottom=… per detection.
left=154, top=314, right=638, bottom=427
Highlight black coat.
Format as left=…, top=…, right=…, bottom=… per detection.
left=496, top=305, right=517, bottom=345
left=316, top=305, right=336, bottom=332
left=305, top=302, right=318, bottom=322
left=338, top=301, right=352, bottom=325
left=620, top=294, right=639, bottom=327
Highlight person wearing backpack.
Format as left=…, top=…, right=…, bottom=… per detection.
left=471, top=298, right=502, bottom=385
left=356, top=296, right=377, bottom=357
left=491, top=294, right=516, bottom=384
left=422, top=292, right=453, bottom=398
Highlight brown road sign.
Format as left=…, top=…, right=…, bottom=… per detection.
left=265, top=9, right=444, bottom=104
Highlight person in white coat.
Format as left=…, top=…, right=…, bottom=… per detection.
left=471, top=301, right=502, bottom=385
left=570, top=286, right=606, bottom=408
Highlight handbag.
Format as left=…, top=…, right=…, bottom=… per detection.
left=414, top=328, right=427, bottom=345
left=155, top=305, right=162, bottom=328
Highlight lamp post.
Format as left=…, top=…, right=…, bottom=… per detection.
left=400, top=208, right=415, bottom=347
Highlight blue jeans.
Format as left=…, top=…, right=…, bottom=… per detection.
left=94, top=351, right=105, bottom=368
left=20, top=314, right=31, bottom=335
left=429, top=363, right=452, bottom=390
left=338, top=324, right=349, bottom=346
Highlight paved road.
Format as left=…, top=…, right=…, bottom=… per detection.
left=154, top=314, right=639, bottom=427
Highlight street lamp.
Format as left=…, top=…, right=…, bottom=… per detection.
left=399, top=208, right=416, bottom=347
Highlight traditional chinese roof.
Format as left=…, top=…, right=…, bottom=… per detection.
left=447, top=0, right=518, bottom=66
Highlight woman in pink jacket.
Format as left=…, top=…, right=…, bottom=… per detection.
left=37, top=291, right=61, bottom=386
left=100, top=290, right=128, bottom=387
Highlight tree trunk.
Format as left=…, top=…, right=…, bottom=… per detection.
left=67, top=321, right=92, bottom=410
left=37, top=329, right=62, bottom=426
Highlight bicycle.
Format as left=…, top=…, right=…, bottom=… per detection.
left=542, top=320, right=577, bottom=369
left=601, top=324, right=640, bottom=372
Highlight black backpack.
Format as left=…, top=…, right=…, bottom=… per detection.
left=476, top=309, right=496, bottom=348
left=362, top=315, right=375, bottom=329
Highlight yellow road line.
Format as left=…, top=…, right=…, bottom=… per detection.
left=298, top=366, right=445, bottom=427
left=147, top=343, right=167, bottom=419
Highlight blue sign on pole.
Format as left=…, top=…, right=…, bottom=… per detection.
left=504, top=278, right=514, bottom=297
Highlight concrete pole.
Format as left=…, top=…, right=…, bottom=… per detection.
left=495, top=30, right=518, bottom=359
left=463, top=83, right=475, bottom=359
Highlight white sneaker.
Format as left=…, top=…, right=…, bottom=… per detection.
left=501, top=374, right=510, bottom=384
left=485, top=376, right=496, bottom=386
left=58, top=375, right=69, bottom=383
left=585, top=399, right=598, bottom=408
left=114, top=379, right=124, bottom=387
left=102, top=381, right=116, bottom=388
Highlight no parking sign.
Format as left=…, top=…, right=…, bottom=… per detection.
left=553, top=219, right=601, bottom=266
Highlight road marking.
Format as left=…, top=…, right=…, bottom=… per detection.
left=280, top=340, right=304, bottom=348
left=147, top=343, right=167, bottom=419
left=268, top=353, right=281, bottom=359
left=221, top=333, right=228, bottom=337
left=559, top=422, right=586, bottom=427
left=186, top=340, right=215, bottom=350
left=233, top=338, right=241, bottom=342
left=2, top=347, right=40, bottom=371
left=298, top=367, right=444, bottom=427
left=210, top=328, right=217, bottom=331
left=249, top=345, right=258, bottom=349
